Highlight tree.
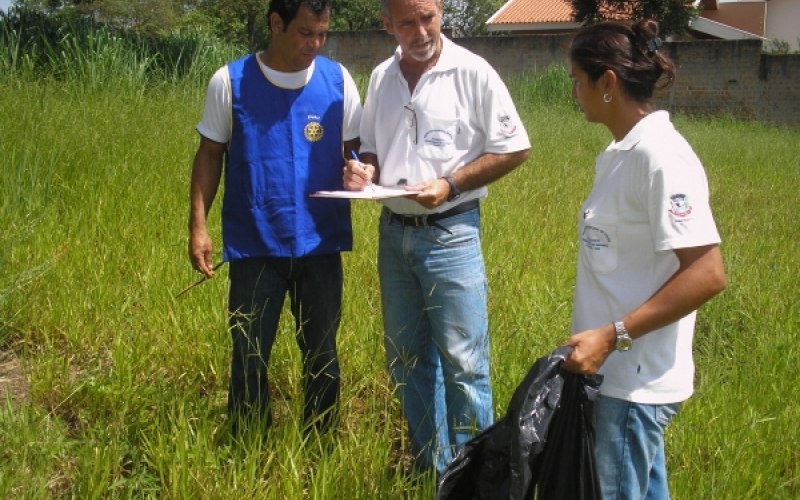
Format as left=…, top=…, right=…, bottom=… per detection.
left=329, top=0, right=383, bottom=31
left=443, top=0, right=507, bottom=36
left=570, top=0, right=700, bottom=37
left=191, top=0, right=270, bottom=51
left=14, top=0, right=184, bottom=35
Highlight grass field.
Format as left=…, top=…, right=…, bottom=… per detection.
left=1, top=27, right=799, bottom=499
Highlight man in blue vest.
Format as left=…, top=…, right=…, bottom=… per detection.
left=188, top=0, right=362, bottom=435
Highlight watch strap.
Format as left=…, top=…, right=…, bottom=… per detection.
left=443, top=175, right=461, bottom=202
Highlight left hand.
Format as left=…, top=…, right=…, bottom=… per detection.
left=406, top=178, right=450, bottom=209
left=562, top=323, right=616, bottom=374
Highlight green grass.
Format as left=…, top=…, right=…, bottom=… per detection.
left=1, top=56, right=799, bottom=498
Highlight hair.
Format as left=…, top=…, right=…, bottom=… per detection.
left=380, top=0, right=443, bottom=19
left=569, top=19, right=676, bottom=102
left=267, top=0, right=333, bottom=32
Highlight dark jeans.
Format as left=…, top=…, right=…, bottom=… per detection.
left=227, top=254, right=343, bottom=433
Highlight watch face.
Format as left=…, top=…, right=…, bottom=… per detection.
left=617, top=336, right=633, bottom=352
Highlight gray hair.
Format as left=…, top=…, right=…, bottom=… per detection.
left=381, top=0, right=443, bottom=18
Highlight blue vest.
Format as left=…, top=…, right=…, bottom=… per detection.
left=223, top=54, right=352, bottom=260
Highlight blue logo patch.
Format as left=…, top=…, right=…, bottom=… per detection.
left=424, top=129, right=453, bottom=147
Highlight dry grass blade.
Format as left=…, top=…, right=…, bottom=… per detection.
left=175, top=261, right=226, bottom=298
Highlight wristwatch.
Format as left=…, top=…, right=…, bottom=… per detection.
left=614, top=321, right=633, bottom=352
left=443, top=175, right=461, bottom=202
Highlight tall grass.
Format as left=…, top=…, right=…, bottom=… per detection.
left=0, top=12, right=244, bottom=91
left=1, top=27, right=799, bottom=498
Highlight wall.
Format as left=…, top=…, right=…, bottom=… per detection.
left=323, top=31, right=800, bottom=127
left=765, top=0, right=800, bottom=51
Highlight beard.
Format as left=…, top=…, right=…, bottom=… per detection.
left=405, top=37, right=437, bottom=63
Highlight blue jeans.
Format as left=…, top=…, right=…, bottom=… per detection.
left=378, top=206, right=493, bottom=474
left=227, top=254, right=342, bottom=433
left=594, top=395, right=682, bottom=500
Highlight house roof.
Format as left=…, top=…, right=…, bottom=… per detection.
left=487, top=0, right=573, bottom=26
left=485, top=0, right=764, bottom=40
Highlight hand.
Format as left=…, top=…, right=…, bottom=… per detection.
left=406, top=178, right=450, bottom=209
left=561, top=324, right=616, bottom=375
left=188, top=229, right=215, bottom=279
left=343, top=158, right=375, bottom=191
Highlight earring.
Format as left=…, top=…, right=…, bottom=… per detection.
left=603, top=93, right=612, bottom=103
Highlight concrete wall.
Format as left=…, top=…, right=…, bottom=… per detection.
left=765, top=0, right=800, bottom=51
left=323, top=31, right=800, bottom=127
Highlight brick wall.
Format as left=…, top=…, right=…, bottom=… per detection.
left=323, top=32, right=800, bottom=127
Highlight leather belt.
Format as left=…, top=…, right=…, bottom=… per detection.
left=386, top=199, right=479, bottom=232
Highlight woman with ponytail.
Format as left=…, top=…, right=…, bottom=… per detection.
left=562, top=19, right=727, bottom=500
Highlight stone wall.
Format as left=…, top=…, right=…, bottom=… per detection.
left=323, top=31, right=800, bottom=127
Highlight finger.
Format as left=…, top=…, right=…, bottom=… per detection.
left=203, top=253, right=215, bottom=278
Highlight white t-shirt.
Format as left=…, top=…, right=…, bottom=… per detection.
left=197, top=54, right=362, bottom=144
left=571, top=111, right=721, bottom=404
left=359, top=35, right=531, bottom=215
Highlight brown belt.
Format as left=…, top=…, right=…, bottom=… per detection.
left=386, top=199, right=479, bottom=233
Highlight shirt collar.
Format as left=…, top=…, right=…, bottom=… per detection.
left=385, top=34, right=457, bottom=76
left=607, top=110, right=672, bottom=152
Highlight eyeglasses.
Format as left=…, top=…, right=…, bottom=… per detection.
left=404, top=103, right=418, bottom=144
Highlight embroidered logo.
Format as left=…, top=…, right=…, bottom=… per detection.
left=424, top=129, right=454, bottom=147
left=304, top=122, right=323, bottom=142
left=669, top=194, right=693, bottom=217
left=499, top=115, right=516, bottom=136
left=582, top=225, right=611, bottom=250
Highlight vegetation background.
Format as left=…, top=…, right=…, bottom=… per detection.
left=1, top=12, right=799, bottom=500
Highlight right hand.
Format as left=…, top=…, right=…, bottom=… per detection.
left=188, top=229, right=215, bottom=279
left=343, top=158, right=375, bottom=191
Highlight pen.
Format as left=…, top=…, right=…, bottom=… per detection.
left=350, top=151, right=375, bottom=192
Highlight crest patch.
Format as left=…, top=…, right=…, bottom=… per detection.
left=669, top=194, right=693, bottom=218
left=304, top=122, right=323, bottom=142
left=499, top=115, right=517, bottom=136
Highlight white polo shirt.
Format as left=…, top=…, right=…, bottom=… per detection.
left=571, top=111, right=721, bottom=404
left=197, top=55, right=362, bottom=144
left=359, top=35, right=531, bottom=215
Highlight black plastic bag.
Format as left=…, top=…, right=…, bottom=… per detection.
left=436, top=346, right=602, bottom=500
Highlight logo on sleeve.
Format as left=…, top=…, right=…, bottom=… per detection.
left=669, top=194, right=692, bottom=218
left=499, top=115, right=517, bottom=136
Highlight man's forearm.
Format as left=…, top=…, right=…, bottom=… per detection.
left=189, top=146, right=224, bottom=231
left=451, top=149, right=530, bottom=192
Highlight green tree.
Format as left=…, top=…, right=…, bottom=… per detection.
left=192, top=0, right=270, bottom=52
left=329, top=0, right=382, bottom=31
left=570, top=0, right=700, bottom=37
left=13, top=0, right=184, bottom=34
left=443, top=0, right=506, bottom=36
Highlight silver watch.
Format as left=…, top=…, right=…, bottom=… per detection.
left=614, top=321, right=633, bottom=352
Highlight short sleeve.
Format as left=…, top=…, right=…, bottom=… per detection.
left=196, top=66, right=231, bottom=144
left=646, top=146, right=721, bottom=253
left=340, top=64, right=363, bottom=142
left=479, top=66, right=531, bottom=154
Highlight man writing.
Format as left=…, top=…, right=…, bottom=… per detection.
left=344, top=0, right=530, bottom=474
left=189, top=0, right=362, bottom=435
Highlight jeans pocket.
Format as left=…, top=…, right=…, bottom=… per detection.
left=655, top=402, right=681, bottom=427
left=428, top=212, right=480, bottom=248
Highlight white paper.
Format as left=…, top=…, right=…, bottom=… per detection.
left=311, top=186, right=421, bottom=200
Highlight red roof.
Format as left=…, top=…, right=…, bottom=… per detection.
left=490, top=0, right=574, bottom=25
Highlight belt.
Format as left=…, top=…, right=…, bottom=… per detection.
left=386, top=199, right=479, bottom=233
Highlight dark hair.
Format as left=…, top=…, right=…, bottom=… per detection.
left=267, top=0, right=333, bottom=32
left=569, top=19, right=676, bottom=102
